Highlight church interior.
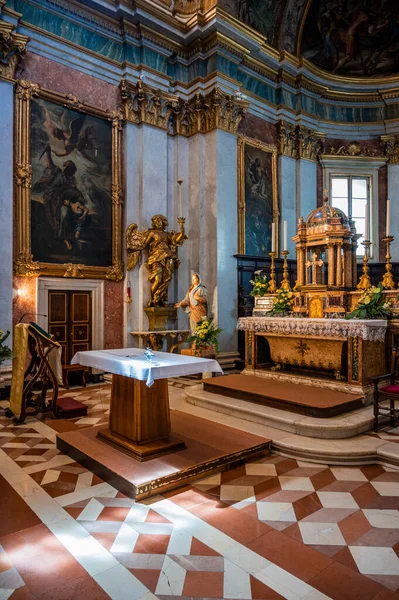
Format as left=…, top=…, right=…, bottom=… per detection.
left=2, top=0, right=399, bottom=598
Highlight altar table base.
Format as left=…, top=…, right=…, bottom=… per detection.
left=56, top=411, right=271, bottom=500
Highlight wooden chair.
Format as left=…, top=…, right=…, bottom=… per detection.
left=372, top=346, right=399, bottom=431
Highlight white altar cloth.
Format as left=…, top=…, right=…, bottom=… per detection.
left=71, top=348, right=223, bottom=387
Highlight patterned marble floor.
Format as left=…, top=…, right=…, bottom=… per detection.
left=0, top=384, right=399, bottom=600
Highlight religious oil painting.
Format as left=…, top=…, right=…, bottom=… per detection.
left=31, top=98, right=112, bottom=267
left=238, top=137, right=278, bottom=256
left=14, top=82, right=123, bottom=280
left=300, top=0, right=399, bottom=77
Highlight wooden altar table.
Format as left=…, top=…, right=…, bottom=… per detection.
left=70, top=348, right=223, bottom=461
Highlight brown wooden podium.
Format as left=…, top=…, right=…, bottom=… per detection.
left=70, top=348, right=223, bottom=462
left=97, top=374, right=186, bottom=461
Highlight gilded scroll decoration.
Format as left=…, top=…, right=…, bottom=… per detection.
left=328, top=140, right=379, bottom=157
left=0, top=19, right=29, bottom=81
left=120, top=80, right=248, bottom=136
left=14, top=252, right=40, bottom=277
left=64, top=264, right=85, bottom=278
left=105, top=260, right=124, bottom=282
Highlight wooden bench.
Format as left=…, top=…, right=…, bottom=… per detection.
left=62, top=364, right=88, bottom=390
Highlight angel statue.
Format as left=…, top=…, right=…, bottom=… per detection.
left=126, top=214, right=187, bottom=307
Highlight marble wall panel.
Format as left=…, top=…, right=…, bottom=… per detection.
left=238, top=114, right=277, bottom=146
left=378, top=166, right=388, bottom=262
left=298, top=159, right=317, bottom=222
left=387, top=164, right=399, bottom=262
left=18, top=53, right=120, bottom=110
left=12, top=277, right=37, bottom=333
left=279, top=155, right=297, bottom=255
left=104, top=281, right=123, bottom=349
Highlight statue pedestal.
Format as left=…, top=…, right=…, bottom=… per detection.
left=144, top=306, right=177, bottom=331
left=130, top=330, right=190, bottom=352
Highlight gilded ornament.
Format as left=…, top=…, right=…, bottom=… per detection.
left=64, top=263, right=85, bottom=278
left=126, top=214, right=187, bottom=307
left=15, top=79, right=39, bottom=100
left=13, top=252, right=40, bottom=277
left=105, top=260, right=124, bottom=282
left=111, top=184, right=123, bottom=205
left=328, top=141, right=378, bottom=157
left=277, top=121, right=325, bottom=161
left=64, top=94, right=84, bottom=112
left=15, top=163, right=32, bottom=188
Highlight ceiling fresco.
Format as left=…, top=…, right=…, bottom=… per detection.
left=218, top=0, right=285, bottom=45
left=300, top=0, right=399, bottom=76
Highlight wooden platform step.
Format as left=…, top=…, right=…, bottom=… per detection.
left=203, top=374, right=364, bottom=418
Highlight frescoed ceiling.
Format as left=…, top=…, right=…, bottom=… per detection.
left=299, top=0, right=399, bottom=76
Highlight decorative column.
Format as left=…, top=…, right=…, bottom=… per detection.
left=344, top=244, right=352, bottom=288
left=296, top=246, right=306, bottom=286
left=327, top=243, right=335, bottom=287
left=336, top=243, right=343, bottom=286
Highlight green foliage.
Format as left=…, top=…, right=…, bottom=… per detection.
left=271, top=288, right=294, bottom=315
left=0, top=330, right=12, bottom=363
left=346, top=284, right=392, bottom=320
left=249, top=270, right=269, bottom=297
left=187, top=318, right=223, bottom=355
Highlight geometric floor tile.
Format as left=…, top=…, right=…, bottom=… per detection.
left=362, top=509, right=399, bottom=529
left=349, top=546, right=399, bottom=575
left=317, top=491, right=359, bottom=509
left=257, top=501, right=297, bottom=522
left=299, top=521, right=346, bottom=546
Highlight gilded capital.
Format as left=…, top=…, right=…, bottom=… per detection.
left=120, top=79, right=248, bottom=136
left=277, top=121, right=325, bottom=161
left=381, top=135, right=399, bottom=164
left=0, top=19, right=29, bottom=81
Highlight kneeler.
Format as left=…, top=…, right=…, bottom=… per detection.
left=6, top=323, right=87, bottom=424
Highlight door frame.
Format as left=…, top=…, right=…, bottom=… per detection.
left=37, top=278, right=104, bottom=350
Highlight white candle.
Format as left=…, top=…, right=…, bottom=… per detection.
left=386, top=199, right=390, bottom=237
left=283, top=220, right=287, bottom=251
left=365, top=204, right=369, bottom=240
left=271, top=222, right=276, bottom=253
left=177, top=179, right=183, bottom=218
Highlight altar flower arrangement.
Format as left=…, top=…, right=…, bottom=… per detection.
left=188, top=318, right=223, bottom=355
left=0, top=330, right=12, bottom=363
left=249, top=270, right=269, bottom=297
left=346, top=284, right=392, bottom=320
left=271, top=289, right=294, bottom=315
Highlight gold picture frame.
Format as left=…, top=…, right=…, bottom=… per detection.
left=14, top=79, right=124, bottom=281
left=238, top=136, right=278, bottom=256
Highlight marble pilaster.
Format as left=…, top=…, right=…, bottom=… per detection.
left=298, top=159, right=317, bottom=224
left=387, top=164, right=399, bottom=261
left=0, top=80, right=14, bottom=342
left=279, top=155, right=297, bottom=254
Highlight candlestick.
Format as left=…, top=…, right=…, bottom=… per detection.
left=268, top=251, right=277, bottom=294
left=382, top=235, right=395, bottom=289
left=357, top=241, right=372, bottom=290
left=271, top=222, right=276, bottom=253
left=386, top=199, right=390, bottom=237
left=125, top=279, right=132, bottom=312
left=177, top=179, right=183, bottom=219
left=280, top=250, right=291, bottom=291
left=283, top=220, right=287, bottom=252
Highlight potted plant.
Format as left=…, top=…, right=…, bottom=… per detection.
left=249, top=270, right=269, bottom=297
left=346, top=284, right=392, bottom=320
left=270, top=288, right=294, bottom=316
left=187, top=318, right=223, bottom=358
left=0, top=330, right=12, bottom=365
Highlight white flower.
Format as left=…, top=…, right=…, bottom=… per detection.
left=254, top=270, right=262, bottom=275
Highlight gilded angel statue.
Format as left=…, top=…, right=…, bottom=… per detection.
left=126, top=214, right=187, bottom=307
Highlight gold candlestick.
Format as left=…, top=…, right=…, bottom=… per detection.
left=268, top=251, right=277, bottom=294
left=357, top=240, right=372, bottom=290
left=280, top=250, right=291, bottom=291
left=382, top=235, right=395, bottom=289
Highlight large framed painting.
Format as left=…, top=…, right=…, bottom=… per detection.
left=14, top=80, right=123, bottom=280
left=238, top=136, right=278, bottom=256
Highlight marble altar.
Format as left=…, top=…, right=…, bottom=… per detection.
left=238, top=316, right=387, bottom=402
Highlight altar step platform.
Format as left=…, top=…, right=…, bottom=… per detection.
left=184, top=375, right=380, bottom=440
left=57, top=410, right=271, bottom=500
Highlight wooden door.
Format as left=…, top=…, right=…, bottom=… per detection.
left=48, top=290, right=92, bottom=365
